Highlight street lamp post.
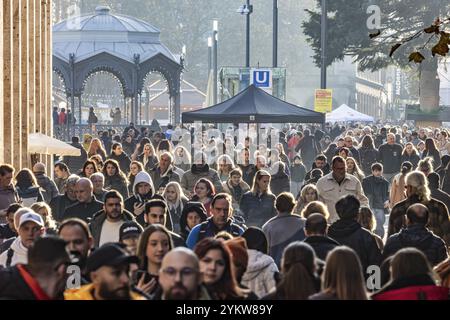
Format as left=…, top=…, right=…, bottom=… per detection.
left=208, top=37, right=213, bottom=78
left=321, top=0, right=327, bottom=89
left=237, top=1, right=253, bottom=68
left=213, top=20, right=218, bottom=105
left=273, top=0, right=278, bottom=68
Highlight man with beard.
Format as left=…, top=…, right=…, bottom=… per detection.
left=154, top=247, right=211, bottom=300
left=0, top=236, right=71, bottom=300
left=65, top=243, right=146, bottom=300
left=89, top=191, right=136, bottom=248
left=58, top=218, right=93, bottom=283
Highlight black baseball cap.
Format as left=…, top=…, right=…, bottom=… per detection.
left=119, top=221, right=143, bottom=241
left=86, top=243, right=139, bottom=273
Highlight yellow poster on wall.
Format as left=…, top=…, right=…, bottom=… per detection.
left=314, top=89, right=333, bottom=113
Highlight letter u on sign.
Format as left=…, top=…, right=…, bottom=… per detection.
left=252, top=70, right=272, bottom=89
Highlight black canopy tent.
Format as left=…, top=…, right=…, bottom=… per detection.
left=182, top=85, right=325, bottom=124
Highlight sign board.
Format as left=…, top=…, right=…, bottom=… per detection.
left=250, top=69, right=273, bottom=94
left=314, top=89, right=333, bottom=113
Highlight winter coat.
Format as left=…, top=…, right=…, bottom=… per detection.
left=388, top=195, right=450, bottom=245
left=122, top=140, right=136, bottom=158
left=50, top=193, right=78, bottom=222
left=290, top=163, right=307, bottom=183
left=63, top=197, right=104, bottom=223
left=0, top=184, right=20, bottom=212
left=167, top=197, right=189, bottom=234
left=383, top=225, right=448, bottom=266
left=108, top=152, right=131, bottom=174
left=303, top=235, right=340, bottom=261
left=378, top=143, right=403, bottom=174
left=262, top=213, right=306, bottom=267
left=240, top=192, right=277, bottom=228
left=238, top=164, right=257, bottom=187
left=270, top=169, right=290, bottom=196
left=241, top=249, right=278, bottom=298
left=362, top=175, right=390, bottom=209
left=65, top=283, right=146, bottom=300
left=328, top=219, right=382, bottom=272
left=16, top=186, right=44, bottom=208
left=34, top=173, right=59, bottom=203
left=402, top=153, right=420, bottom=169
left=296, top=135, right=318, bottom=166
left=89, top=209, right=136, bottom=248
left=137, top=154, right=158, bottom=172
left=180, top=164, right=223, bottom=195
left=222, top=180, right=250, bottom=212
left=104, top=174, right=129, bottom=200
left=63, top=142, right=87, bottom=173
left=372, top=274, right=449, bottom=300
left=0, top=237, right=28, bottom=267
left=149, top=166, right=180, bottom=190
left=359, top=147, right=379, bottom=175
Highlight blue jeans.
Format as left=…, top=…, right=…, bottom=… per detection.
left=373, top=208, right=386, bottom=239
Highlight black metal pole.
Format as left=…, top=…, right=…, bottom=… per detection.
left=320, top=0, right=327, bottom=89
left=213, top=25, right=218, bottom=105
left=273, top=0, right=278, bottom=68
left=246, top=0, right=251, bottom=68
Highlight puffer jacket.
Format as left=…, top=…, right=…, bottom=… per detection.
left=241, top=249, right=278, bottom=298
left=383, top=225, right=448, bottom=266
left=0, top=237, right=28, bottom=267
left=388, top=195, right=450, bottom=246
left=65, top=283, right=146, bottom=300
left=328, top=219, right=382, bottom=273
left=180, top=164, right=223, bottom=195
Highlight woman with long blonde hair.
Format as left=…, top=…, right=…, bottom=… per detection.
left=346, top=157, right=365, bottom=182
left=162, top=182, right=189, bottom=234
left=87, top=138, right=107, bottom=160
left=173, top=145, right=192, bottom=172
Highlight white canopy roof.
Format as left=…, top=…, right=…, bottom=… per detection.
left=326, top=104, right=374, bottom=123
left=28, top=133, right=81, bottom=156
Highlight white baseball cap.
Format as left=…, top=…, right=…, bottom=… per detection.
left=19, top=211, right=44, bottom=228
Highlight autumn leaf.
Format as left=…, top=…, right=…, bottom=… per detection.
left=389, top=43, right=402, bottom=57
left=432, top=33, right=450, bottom=57
left=369, top=30, right=381, bottom=39
left=408, top=52, right=425, bottom=63
left=441, top=31, right=450, bottom=44
left=424, top=25, right=440, bottom=34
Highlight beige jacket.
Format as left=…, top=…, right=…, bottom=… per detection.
left=316, top=172, right=369, bottom=223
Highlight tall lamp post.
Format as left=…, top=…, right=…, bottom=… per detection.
left=212, top=20, right=218, bottom=105
left=273, top=0, right=278, bottom=67
left=237, top=1, right=253, bottom=68
left=208, top=36, right=213, bottom=78
left=320, top=0, right=327, bottom=89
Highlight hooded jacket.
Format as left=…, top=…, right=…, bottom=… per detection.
left=328, top=219, right=382, bottom=272
left=89, top=209, right=136, bottom=248
left=124, top=171, right=166, bottom=228
left=241, top=249, right=278, bottom=298
left=0, top=237, right=28, bottom=267
left=383, top=225, right=448, bottom=266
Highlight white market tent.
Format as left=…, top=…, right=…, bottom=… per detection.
left=28, top=133, right=81, bottom=156
left=326, top=104, right=374, bottom=123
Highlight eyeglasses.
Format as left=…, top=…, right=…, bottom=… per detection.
left=161, top=267, right=197, bottom=279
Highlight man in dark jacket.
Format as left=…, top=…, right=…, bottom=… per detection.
left=269, top=162, right=290, bottom=196
left=50, top=174, right=79, bottom=222
left=303, top=213, right=340, bottom=261
left=89, top=190, right=136, bottom=248
left=143, top=199, right=185, bottom=248
left=304, top=155, right=330, bottom=181
left=187, top=194, right=244, bottom=249
left=32, top=163, right=59, bottom=204
left=237, top=148, right=257, bottom=187
left=427, top=172, right=450, bottom=212
left=328, top=195, right=382, bottom=273
left=383, top=204, right=448, bottom=266
left=63, top=178, right=104, bottom=223
left=362, top=163, right=390, bottom=238
left=389, top=171, right=450, bottom=246
left=343, top=136, right=361, bottom=164
left=149, top=152, right=180, bottom=190
left=377, top=133, right=403, bottom=183
left=0, top=236, right=71, bottom=300
left=63, top=136, right=88, bottom=174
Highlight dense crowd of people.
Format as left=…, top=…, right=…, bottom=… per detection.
left=0, top=121, right=449, bottom=300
